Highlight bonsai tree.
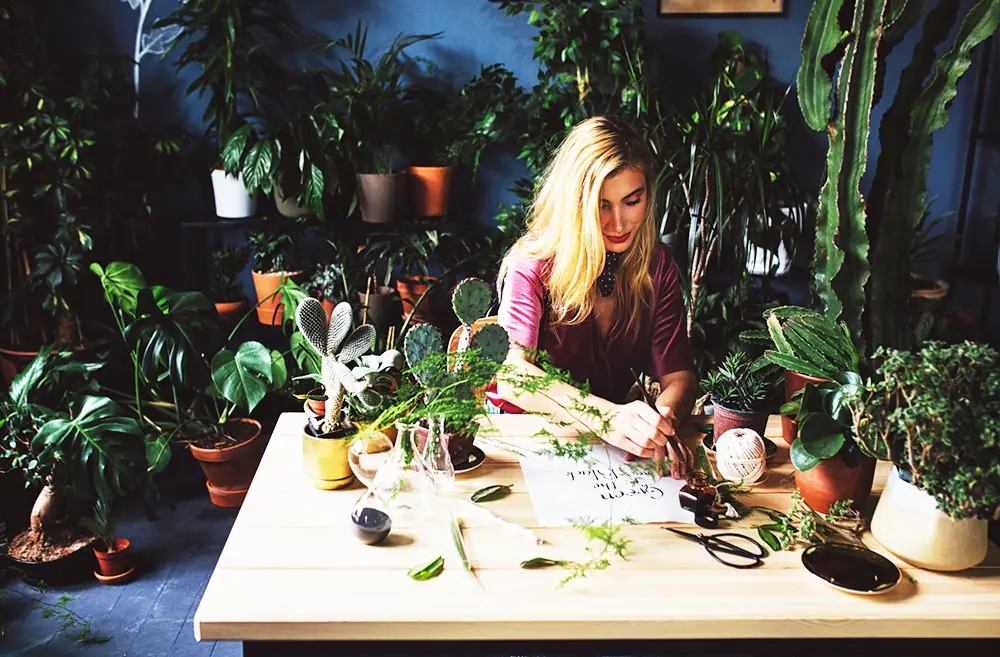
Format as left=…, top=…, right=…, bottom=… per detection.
left=848, top=342, right=1000, bottom=520
left=210, top=246, right=250, bottom=304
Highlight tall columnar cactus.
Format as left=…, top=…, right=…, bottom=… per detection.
left=295, top=298, right=375, bottom=434
left=797, top=0, right=999, bottom=353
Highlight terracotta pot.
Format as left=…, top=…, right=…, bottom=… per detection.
left=303, top=387, right=326, bottom=416
left=781, top=369, right=828, bottom=445
left=794, top=452, right=876, bottom=514
left=357, top=288, right=400, bottom=335
left=712, top=404, right=768, bottom=442
left=357, top=172, right=405, bottom=224
left=251, top=270, right=304, bottom=325
left=396, top=277, right=438, bottom=324
left=321, top=298, right=336, bottom=322
left=214, top=300, right=248, bottom=325
left=407, top=165, right=453, bottom=218
left=871, top=467, right=988, bottom=571
left=302, top=423, right=355, bottom=490
left=94, top=538, right=133, bottom=578
left=0, top=345, right=84, bottom=386
left=189, top=418, right=264, bottom=508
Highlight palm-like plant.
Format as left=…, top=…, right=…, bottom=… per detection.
left=321, top=21, right=441, bottom=174
left=700, top=351, right=779, bottom=413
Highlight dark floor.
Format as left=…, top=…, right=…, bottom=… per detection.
left=1, top=453, right=240, bottom=657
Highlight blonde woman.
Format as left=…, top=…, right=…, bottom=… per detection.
left=495, top=116, right=696, bottom=479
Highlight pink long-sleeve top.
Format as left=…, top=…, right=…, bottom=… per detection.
left=495, top=243, right=693, bottom=408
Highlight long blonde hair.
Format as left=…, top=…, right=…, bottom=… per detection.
left=501, top=115, right=657, bottom=339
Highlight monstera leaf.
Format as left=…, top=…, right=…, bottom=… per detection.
left=90, top=261, right=148, bottom=319
left=125, top=286, right=217, bottom=388
left=211, top=341, right=284, bottom=415
left=32, top=396, right=147, bottom=501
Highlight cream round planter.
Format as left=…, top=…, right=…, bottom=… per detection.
left=210, top=170, right=257, bottom=218
left=871, top=466, right=988, bottom=571
left=274, top=183, right=311, bottom=218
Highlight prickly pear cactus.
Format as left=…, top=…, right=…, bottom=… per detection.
left=451, top=278, right=492, bottom=325
left=403, top=323, right=444, bottom=387
left=295, top=298, right=376, bottom=433
left=470, top=323, right=509, bottom=365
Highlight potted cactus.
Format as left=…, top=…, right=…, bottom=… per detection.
left=402, top=278, right=509, bottom=465
left=294, top=298, right=380, bottom=489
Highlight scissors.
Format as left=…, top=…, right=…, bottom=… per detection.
left=663, top=527, right=768, bottom=569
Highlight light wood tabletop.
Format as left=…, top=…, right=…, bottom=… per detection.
left=194, top=412, right=1000, bottom=642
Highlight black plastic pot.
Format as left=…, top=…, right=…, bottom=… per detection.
left=4, top=538, right=98, bottom=585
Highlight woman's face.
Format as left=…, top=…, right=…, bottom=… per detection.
left=599, top=166, right=647, bottom=253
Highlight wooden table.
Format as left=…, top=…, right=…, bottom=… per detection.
left=194, top=413, right=1000, bottom=654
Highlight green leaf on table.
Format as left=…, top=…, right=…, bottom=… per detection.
left=757, top=527, right=782, bottom=552
left=520, top=557, right=569, bottom=569
left=471, top=484, right=513, bottom=503
left=407, top=555, right=444, bottom=581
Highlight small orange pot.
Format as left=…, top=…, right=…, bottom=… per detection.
left=321, top=298, right=336, bottom=322
left=712, top=404, right=768, bottom=442
left=781, top=370, right=828, bottom=445
left=94, top=538, right=133, bottom=578
left=396, top=276, right=438, bottom=324
left=304, top=387, right=326, bottom=416
left=251, top=270, right=304, bottom=325
left=407, top=165, right=453, bottom=218
left=215, top=300, right=248, bottom=325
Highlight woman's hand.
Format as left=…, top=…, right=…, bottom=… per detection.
left=609, top=402, right=693, bottom=480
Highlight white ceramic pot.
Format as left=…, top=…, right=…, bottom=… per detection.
left=746, top=239, right=792, bottom=277
left=210, top=170, right=257, bottom=218
left=871, top=467, right=988, bottom=572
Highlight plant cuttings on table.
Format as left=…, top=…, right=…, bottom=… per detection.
left=752, top=492, right=864, bottom=551
left=519, top=517, right=634, bottom=588
left=471, top=484, right=513, bottom=503
left=407, top=554, right=445, bottom=581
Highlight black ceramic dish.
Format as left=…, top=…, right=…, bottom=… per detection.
left=801, top=544, right=901, bottom=595
left=454, top=446, right=486, bottom=473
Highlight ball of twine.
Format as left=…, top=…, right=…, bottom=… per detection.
left=715, top=428, right=767, bottom=485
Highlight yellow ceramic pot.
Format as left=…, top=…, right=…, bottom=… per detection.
left=302, top=426, right=355, bottom=490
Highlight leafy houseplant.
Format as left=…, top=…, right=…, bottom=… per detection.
left=92, top=261, right=286, bottom=508
left=323, top=21, right=440, bottom=223
left=210, top=246, right=250, bottom=325
left=307, top=263, right=349, bottom=315
left=662, top=31, right=807, bottom=341
left=247, top=227, right=305, bottom=325
left=79, top=497, right=134, bottom=582
left=849, top=342, right=1000, bottom=570
left=402, top=278, right=510, bottom=464
left=797, top=0, right=999, bottom=353
left=701, top=351, right=780, bottom=441
left=156, top=0, right=283, bottom=218
left=405, top=63, right=524, bottom=217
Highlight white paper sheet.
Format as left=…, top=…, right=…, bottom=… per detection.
left=518, top=444, right=693, bottom=526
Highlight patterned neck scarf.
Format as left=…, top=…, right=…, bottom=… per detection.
left=596, top=250, right=624, bottom=297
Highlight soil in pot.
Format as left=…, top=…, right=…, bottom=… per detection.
left=7, top=526, right=97, bottom=584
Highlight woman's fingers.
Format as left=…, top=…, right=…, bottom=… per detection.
left=606, top=430, right=654, bottom=458
left=630, top=402, right=672, bottom=444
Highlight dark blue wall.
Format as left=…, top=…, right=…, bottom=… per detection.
left=43, top=0, right=998, bottom=333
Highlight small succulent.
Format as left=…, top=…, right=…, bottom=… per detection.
left=701, top=350, right=780, bottom=413
left=295, top=298, right=376, bottom=434
left=342, top=349, right=404, bottom=410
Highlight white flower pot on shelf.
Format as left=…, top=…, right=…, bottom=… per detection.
left=746, top=239, right=792, bottom=277
left=211, top=170, right=257, bottom=218
left=870, top=466, right=988, bottom=572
